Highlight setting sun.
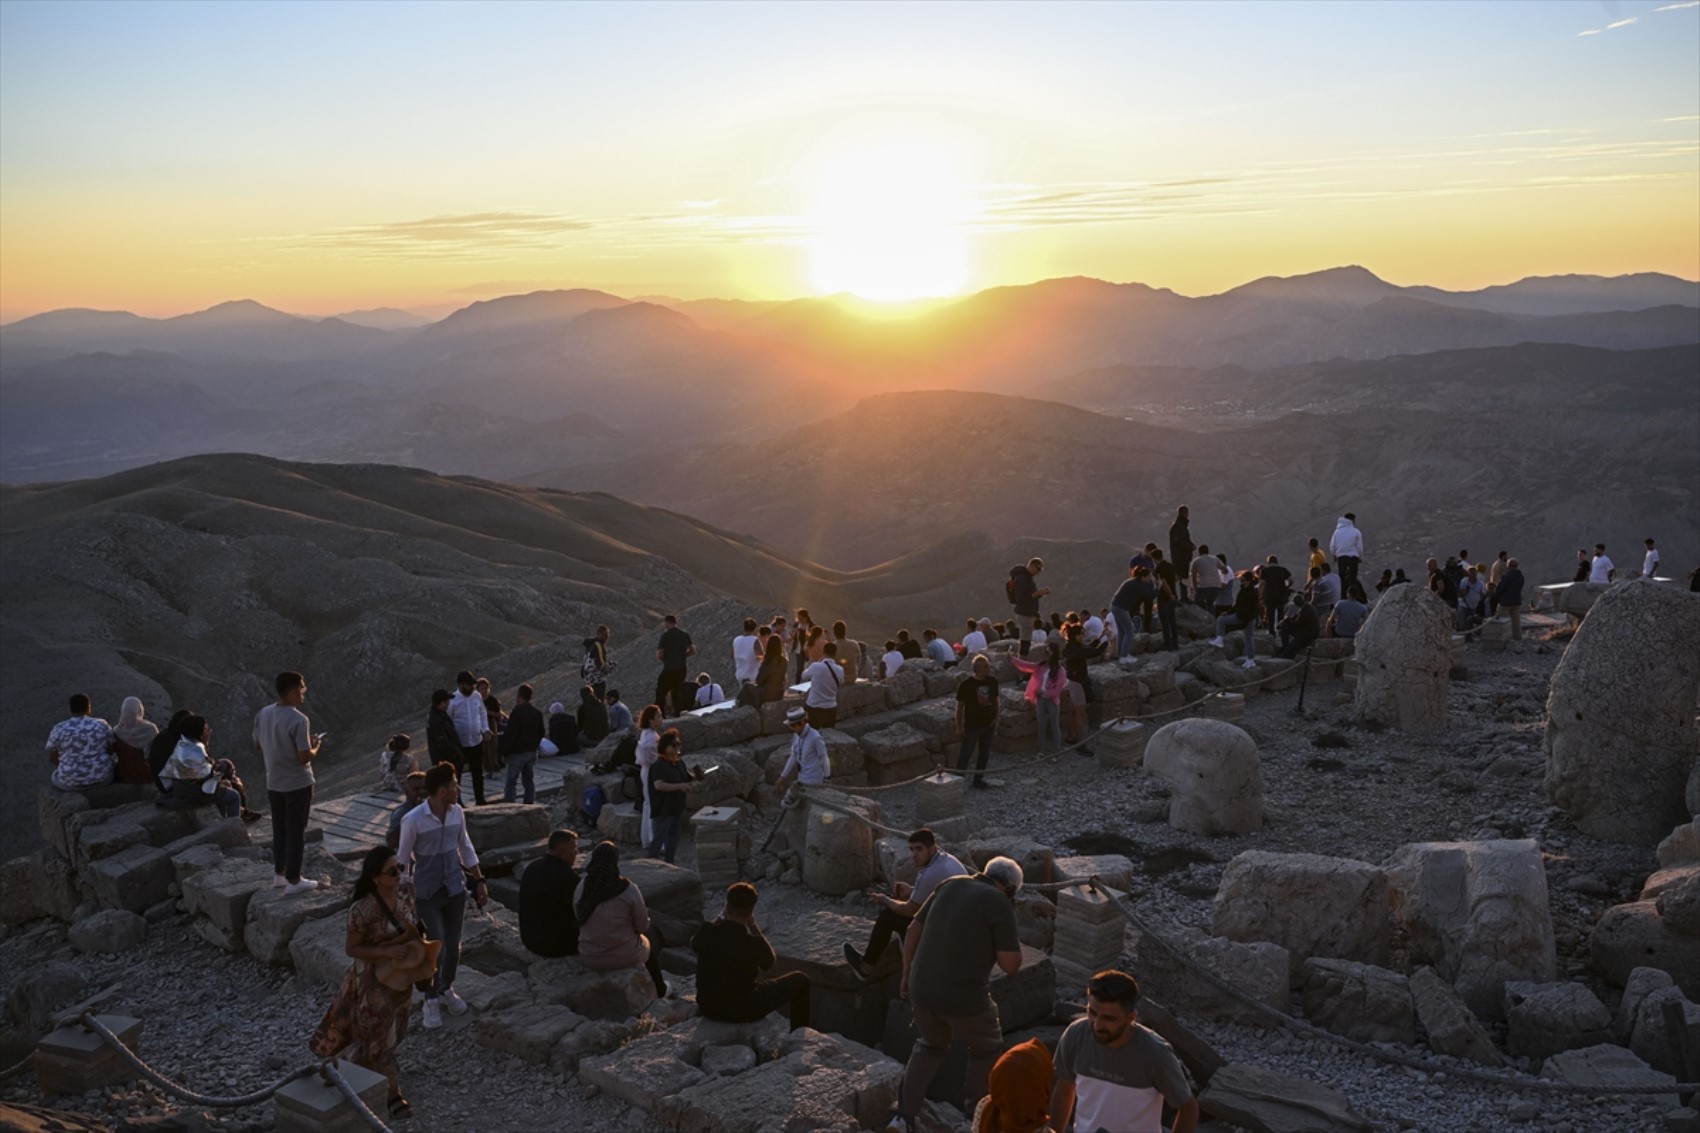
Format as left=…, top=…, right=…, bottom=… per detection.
left=808, top=144, right=972, bottom=302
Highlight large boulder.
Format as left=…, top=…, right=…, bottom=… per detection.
left=1590, top=899, right=1700, bottom=998
left=1630, top=985, right=1700, bottom=1076
left=1353, top=583, right=1452, bottom=732
left=1144, top=719, right=1264, bottom=836
left=1544, top=580, right=1700, bottom=845
left=1614, top=967, right=1675, bottom=1042
left=802, top=793, right=877, bottom=897
left=463, top=804, right=551, bottom=851
left=68, top=909, right=147, bottom=955
left=1211, top=851, right=1390, bottom=975
left=1129, top=923, right=1291, bottom=1026
left=1660, top=819, right=1700, bottom=868
left=1381, top=839, right=1555, bottom=1018
left=529, top=956, right=657, bottom=1020
left=1654, top=862, right=1700, bottom=936
left=1540, top=1044, right=1679, bottom=1103
left=1299, top=959, right=1415, bottom=1045
left=1502, top=981, right=1612, bottom=1060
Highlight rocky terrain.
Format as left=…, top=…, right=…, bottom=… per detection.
left=3, top=579, right=1695, bottom=1133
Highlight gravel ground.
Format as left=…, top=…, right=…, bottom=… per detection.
left=2, top=625, right=1680, bottom=1133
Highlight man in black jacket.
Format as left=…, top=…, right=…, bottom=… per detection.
left=500, top=684, right=546, bottom=805
left=1168, top=506, right=1194, bottom=601
left=1257, top=556, right=1292, bottom=634
left=426, top=688, right=462, bottom=771
left=1276, top=593, right=1321, bottom=659
left=518, top=829, right=579, bottom=958
left=692, top=883, right=810, bottom=1029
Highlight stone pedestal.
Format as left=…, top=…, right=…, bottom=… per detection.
left=1479, top=619, right=1511, bottom=653
left=34, top=1015, right=142, bottom=1095
left=1052, top=884, right=1127, bottom=993
left=1203, top=693, right=1245, bottom=723
left=691, top=806, right=741, bottom=891
left=802, top=798, right=876, bottom=896
left=767, top=909, right=900, bottom=1046
left=1097, top=721, right=1148, bottom=769
left=913, top=773, right=965, bottom=826
left=595, top=802, right=643, bottom=845
left=275, top=1059, right=388, bottom=1133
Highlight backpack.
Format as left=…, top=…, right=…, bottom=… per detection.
left=580, top=784, right=606, bottom=824
left=1006, top=565, right=1024, bottom=604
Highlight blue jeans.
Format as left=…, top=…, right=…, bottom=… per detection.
left=648, top=813, right=683, bottom=863
left=504, top=750, right=537, bottom=804
left=1215, top=616, right=1257, bottom=660
left=1111, top=606, right=1137, bottom=659
left=416, top=887, right=467, bottom=997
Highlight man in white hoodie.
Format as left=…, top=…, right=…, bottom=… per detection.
left=1330, top=513, right=1364, bottom=595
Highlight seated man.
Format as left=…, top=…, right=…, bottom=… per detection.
left=842, top=828, right=967, bottom=980
left=1275, top=593, right=1320, bottom=660
left=519, top=829, right=580, bottom=958
left=45, top=692, right=115, bottom=791
left=691, top=882, right=810, bottom=1030
left=693, top=672, right=726, bottom=708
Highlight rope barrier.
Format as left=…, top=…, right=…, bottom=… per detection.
left=0, top=1054, right=34, bottom=1082
left=15, top=1011, right=398, bottom=1132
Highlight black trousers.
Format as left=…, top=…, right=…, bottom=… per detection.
left=863, top=906, right=913, bottom=966
left=703, top=972, right=812, bottom=1031
left=458, top=744, right=486, bottom=805
left=655, top=669, right=690, bottom=717
left=1338, top=556, right=1361, bottom=592
left=268, top=785, right=313, bottom=882
left=1156, top=598, right=1178, bottom=651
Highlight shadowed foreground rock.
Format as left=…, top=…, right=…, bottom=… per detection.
left=1544, top=579, right=1700, bottom=845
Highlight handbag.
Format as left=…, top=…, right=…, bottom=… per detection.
left=374, top=895, right=441, bottom=991
left=540, top=738, right=559, bottom=757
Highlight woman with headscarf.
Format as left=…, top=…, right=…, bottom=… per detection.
left=547, top=700, right=580, bottom=755
left=111, top=697, right=159, bottom=784
left=311, top=845, right=419, bottom=1120
left=972, top=1038, right=1054, bottom=1133
left=574, top=841, right=666, bottom=998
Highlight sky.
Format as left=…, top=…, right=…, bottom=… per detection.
left=1, top=0, right=1697, bottom=319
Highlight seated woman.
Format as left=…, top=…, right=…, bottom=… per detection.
left=158, top=714, right=248, bottom=819
left=755, top=634, right=790, bottom=704
left=111, top=697, right=160, bottom=785
left=574, top=841, right=666, bottom=999
left=311, top=845, right=419, bottom=1120
left=147, top=709, right=191, bottom=784
left=577, top=686, right=610, bottom=747
left=547, top=701, right=581, bottom=755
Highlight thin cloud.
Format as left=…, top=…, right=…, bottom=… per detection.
left=1576, top=28, right=1602, bottom=36
left=278, top=211, right=594, bottom=259
left=1653, top=1, right=1699, bottom=10
left=1605, top=16, right=1638, bottom=28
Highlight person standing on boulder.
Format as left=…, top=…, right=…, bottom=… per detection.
left=501, top=683, right=545, bottom=805
left=887, top=857, right=1026, bottom=1133
left=731, top=618, right=762, bottom=687
left=1589, top=543, right=1616, bottom=584
left=1049, top=969, right=1198, bottom=1133
left=1167, top=507, right=1194, bottom=602
left=44, top=692, right=114, bottom=791
left=1256, top=556, right=1292, bottom=635
left=1189, top=544, right=1222, bottom=613
left=1151, top=549, right=1180, bottom=652
left=254, top=671, right=323, bottom=893
left=1330, top=512, right=1364, bottom=594
left=1642, top=537, right=1660, bottom=581
left=1008, top=558, right=1050, bottom=631
left=654, top=614, right=696, bottom=718
left=581, top=625, right=616, bottom=699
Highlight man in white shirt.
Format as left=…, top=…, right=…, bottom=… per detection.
left=398, top=762, right=488, bottom=1029
left=1643, top=538, right=1660, bottom=580
left=447, top=669, right=491, bottom=806
left=1329, top=512, right=1364, bottom=595
left=1190, top=543, right=1223, bottom=611
left=922, top=629, right=956, bottom=668
left=731, top=618, right=761, bottom=685
left=1081, top=611, right=1106, bottom=648
left=960, top=618, right=988, bottom=656
left=1589, top=543, right=1615, bottom=584
left=881, top=641, right=906, bottom=681
left=802, top=643, right=844, bottom=729
left=693, top=673, right=726, bottom=707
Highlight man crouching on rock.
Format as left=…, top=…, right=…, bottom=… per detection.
left=886, top=856, right=1025, bottom=1133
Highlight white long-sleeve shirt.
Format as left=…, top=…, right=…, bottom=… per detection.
left=1329, top=519, right=1363, bottom=559
left=447, top=690, right=489, bottom=747
left=397, top=801, right=480, bottom=900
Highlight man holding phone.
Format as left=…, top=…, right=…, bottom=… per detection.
left=842, top=828, right=966, bottom=980
left=253, top=670, right=322, bottom=894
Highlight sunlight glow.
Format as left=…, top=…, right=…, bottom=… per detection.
left=808, top=144, right=972, bottom=301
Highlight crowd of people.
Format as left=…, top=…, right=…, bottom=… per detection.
left=39, top=507, right=1696, bottom=1132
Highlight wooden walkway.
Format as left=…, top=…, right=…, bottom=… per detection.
left=315, top=753, right=589, bottom=859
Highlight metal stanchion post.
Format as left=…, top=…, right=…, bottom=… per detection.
left=1291, top=646, right=1314, bottom=716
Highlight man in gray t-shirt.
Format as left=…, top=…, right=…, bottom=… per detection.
left=1051, top=969, right=1197, bottom=1133
left=252, top=671, right=322, bottom=892
left=888, top=858, right=1024, bottom=1131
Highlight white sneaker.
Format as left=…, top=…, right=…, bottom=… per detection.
left=1241, top=658, right=1258, bottom=670
left=442, top=987, right=468, bottom=1016
left=421, top=998, right=442, bottom=1029
left=273, top=874, right=288, bottom=888
left=1207, top=636, right=1225, bottom=648
left=284, top=878, right=320, bottom=894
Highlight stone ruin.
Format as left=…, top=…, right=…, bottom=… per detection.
left=1352, top=582, right=1453, bottom=732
